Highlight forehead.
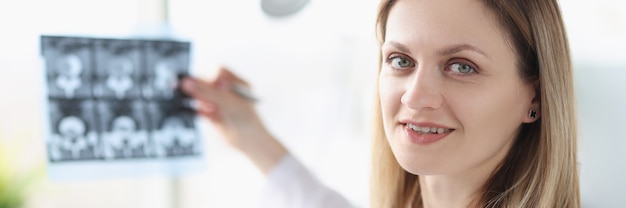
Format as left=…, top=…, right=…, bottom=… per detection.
left=384, top=0, right=510, bottom=56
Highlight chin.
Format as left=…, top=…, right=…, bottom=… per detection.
left=398, top=162, right=441, bottom=176
left=393, top=150, right=448, bottom=176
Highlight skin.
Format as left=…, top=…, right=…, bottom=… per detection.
left=379, top=0, right=539, bottom=207
left=181, top=68, right=287, bottom=175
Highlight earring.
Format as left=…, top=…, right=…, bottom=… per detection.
left=529, top=109, right=537, bottom=119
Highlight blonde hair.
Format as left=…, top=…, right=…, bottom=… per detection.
left=369, top=0, right=580, bottom=207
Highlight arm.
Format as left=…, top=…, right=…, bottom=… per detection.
left=180, top=67, right=286, bottom=175
left=180, top=67, right=354, bottom=208
left=260, top=154, right=355, bottom=208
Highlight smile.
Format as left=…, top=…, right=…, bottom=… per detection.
left=405, top=123, right=453, bottom=134
left=402, top=123, right=454, bottom=145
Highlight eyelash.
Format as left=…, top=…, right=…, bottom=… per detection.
left=385, top=54, right=415, bottom=71
left=385, top=53, right=479, bottom=78
left=445, top=59, right=479, bottom=77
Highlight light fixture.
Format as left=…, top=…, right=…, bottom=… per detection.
left=261, top=0, right=310, bottom=17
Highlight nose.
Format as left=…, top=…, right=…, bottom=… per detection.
left=400, top=65, right=443, bottom=110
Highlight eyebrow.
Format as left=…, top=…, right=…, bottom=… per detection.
left=385, top=41, right=412, bottom=54
left=385, top=41, right=489, bottom=59
left=438, top=44, right=488, bottom=59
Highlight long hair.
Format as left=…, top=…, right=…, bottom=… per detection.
left=369, top=0, right=579, bottom=207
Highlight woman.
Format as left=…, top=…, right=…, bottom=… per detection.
left=181, top=0, right=579, bottom=207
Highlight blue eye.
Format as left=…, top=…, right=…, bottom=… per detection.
left=389, top=56, right=414, bottom=69
left=449, top=62, right=475, bottom=74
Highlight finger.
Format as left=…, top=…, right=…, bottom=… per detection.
left=214, top=66, right=251, bottom=89
left=181, top=77, right=223, bottom=103
left=197, top=101, right=217, bottom=114
left=214, top=67, right=256, bottom=102
left=196, top=101, right=221, bottom=121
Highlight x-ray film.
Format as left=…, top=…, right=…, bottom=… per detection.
left=40, top=35, right=203, bottom=180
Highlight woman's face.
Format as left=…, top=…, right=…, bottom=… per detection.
left=379, top=0, right=538, bottom=175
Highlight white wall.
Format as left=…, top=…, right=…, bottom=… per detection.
left=0, top=0, right=624, bottom=207
left=561, top=0, right=626, bottom=207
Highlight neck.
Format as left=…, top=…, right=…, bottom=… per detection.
left=418, top=139, right=514, bottom=208
left=418, top=172, right=485, bottom=208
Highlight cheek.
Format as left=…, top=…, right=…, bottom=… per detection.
left=452, top=81, right=528, bottom=151
left=378, top=76, right=404, bottom=122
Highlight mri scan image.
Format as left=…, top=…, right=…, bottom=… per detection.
left=93, top=39, right=143, bottom=100
left=41, top=36, right=199, bottom=165
left=147, top=101, right=199, bottom=158
left=143, top=40, right=190, bottom=100
left=47, top=100, right=99, bottom=161
left=97, top=100, right=151, bottom=160
left=42, top=37, right=93, bottom=99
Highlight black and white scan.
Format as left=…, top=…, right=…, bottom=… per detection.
left=97, top=100, right=151, bottom=159
left=143, top=40, right=190, bottom=100
left=42, top=37, right=93, bottom=99
left=47, top=100, right=100, bottom=161
left=41, top=36, right=201, bottom=172
left=148, top=101, right=199, bottom=158
left=93, top=39, right=143, bottom=100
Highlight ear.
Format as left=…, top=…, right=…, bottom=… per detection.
left=522, top=81, right=541, bottom=123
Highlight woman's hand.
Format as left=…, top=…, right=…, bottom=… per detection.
left=180, top=66, right=287, bottom=175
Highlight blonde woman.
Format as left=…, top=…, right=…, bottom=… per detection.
left=181, top=0, right=579, bottom=207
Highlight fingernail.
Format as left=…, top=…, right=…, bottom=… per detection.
left=182, top=78, right=194, bottom=91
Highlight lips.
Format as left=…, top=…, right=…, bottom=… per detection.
left=400, top=120, right=455, bottom=145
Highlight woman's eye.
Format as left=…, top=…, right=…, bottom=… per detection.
left=449, top=62, right=475, bottom=74
left=389, top=56, right=414, bottom=69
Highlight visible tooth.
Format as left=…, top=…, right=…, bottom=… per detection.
left=407, top=124, right=450, bottom=134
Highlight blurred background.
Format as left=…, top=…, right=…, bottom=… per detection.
left=0, top=0, right=624, bottom=207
